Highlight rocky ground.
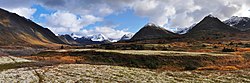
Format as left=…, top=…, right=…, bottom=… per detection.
left=0, top=56, right=32, bottom=64
left=1, top=64, right=250, bottom=83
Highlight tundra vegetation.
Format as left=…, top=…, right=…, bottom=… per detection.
left=1, top=41, right=250, bottom=82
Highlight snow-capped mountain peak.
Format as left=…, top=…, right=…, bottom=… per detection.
left=120, top=33, right=134, bottom=41
left=91, top=34, right=109, bottom=42
left=146, top=23, right=155, bottom=26
left=145, top=23, right=160, bottom=27
left=207, top=14, right=217, bottom=18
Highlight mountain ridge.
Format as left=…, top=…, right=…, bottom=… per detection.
left=130, top=23, right=179, bottom=41
left=184, top=15, right=242, bottom=40
left=0, top=8, right=64, bottom=47
left=224, top=16, right=250, bottom=31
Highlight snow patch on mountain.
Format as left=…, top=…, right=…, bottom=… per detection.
left=120, top=33, right=134, bottom=41
left=207, top=14, right=217, bottom=18
left=172, top=23, right=196, bottom=34
left=224, top=16, right=249, bottom=26
left=110, top=39, right=118, bottom=42
left=70, top=33, right=82, bottom=40
left=145, top=23, right=161, bottom=27
left=91, top=34, right=109, bottom=42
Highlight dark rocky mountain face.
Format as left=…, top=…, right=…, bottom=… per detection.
left=185, top=15, right=242, bottom=40
left=75, top=37, right=92, bottom=44
left=58, top=34, right=79, bottom=45
left=0, top=8, right=64, bottom=46
left=130, top=23, right=178, bottom=41
left=224, top=16, right=250, bottom=31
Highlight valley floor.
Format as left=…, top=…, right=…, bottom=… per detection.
left=1, top=48, right=250, bottom=82
left=1, top=64, right=250, bottom=82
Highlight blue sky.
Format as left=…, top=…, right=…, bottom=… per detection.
left=31, top=5, right=55, bottom=24
left=83, top=9, right=149, bottom=33
left=0, top=0, right=250, bottom=39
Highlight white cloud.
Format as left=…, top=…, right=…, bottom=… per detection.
left=1, top=0, right=250, bottom=37
left=0, top=0, right=36, bottom=19
left=79, top=26, right=133, bottom=40
left=8, top=8, right=36, bottom=19
left=28, top=0, right=250, bottom=37
left=42, top=11, right=102, bottom=34
left=132, top=0, right=176, bottom=26
left=82, top=15, right=103, bottom=27
left=233, top=5, right=250, bottom=17
left=44, top=11, right=83, bottom=33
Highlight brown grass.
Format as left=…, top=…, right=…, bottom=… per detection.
left=237, top=48, right=250, bottom=52
left=187, top=49, right=213, bottom=52
left=170, top=42, right=188, bottom=48
left=21, top=49, right=249, bottom=71
left=0, top=18, right=10, bottom=27
left=197, top=66, right=239, bottom=70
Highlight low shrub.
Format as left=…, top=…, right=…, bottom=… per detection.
left=229, top=42, right=234, bottom=45
left=244, top=44, right=250, bottom=47
left=222, top=47, right=235, bottom=52
left=243, top=53, right=250, bottom=60
left=213, top=46, right=218, bottom=48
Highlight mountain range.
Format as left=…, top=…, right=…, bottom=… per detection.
left=1, top=7, right=250, bottom=46
left=128, top=14, right=250, bottom=42
left=75, top=34, right=111, bottom=45
left=185, top=15, right=242, bottom=40
left=224, top=16, right=250, bottom=31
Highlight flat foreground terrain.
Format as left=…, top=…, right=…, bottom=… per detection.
left=1, top=49, right=250, bottom=82
left=1, top=64, right=250, bottom=82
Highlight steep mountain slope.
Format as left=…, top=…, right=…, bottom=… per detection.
left=185, top=15, right=241, bottom=40
left=224, top=16, right=250, bottom=31
left=0, top=8, right=64, bottom=46
left=58, top=34, right=79, bottom=45
left=130, top=23, right=178, bottom=41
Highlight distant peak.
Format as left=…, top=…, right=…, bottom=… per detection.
left=229, top=16, right=249, bottom=20
left=144, top=23, right=161, bottom=28
left=224, top=16, right=250, bottom=26
left=231, top=16, right=239, bottom=18
left=206, top=14, right=217, bottom=18
left=91, top=33, right=109, bottom=42
left=120, top=33, right=134, bottom=41
left=201, top=14, right=221, bottom=22
left=125, top=33, right=134, bottom=36
left=96, top=33, right=106, bottom=37
left=146, top=23, right=155, bottom=26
